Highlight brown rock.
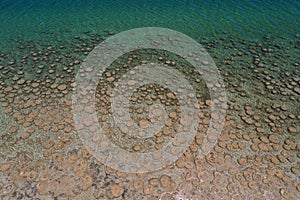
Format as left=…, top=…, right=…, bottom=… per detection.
left=149, top=178, right=160, bottom=187
left=248, top=181, right=258, bottom=190
left=268, top=134, right=280, bottom=143
left=17, top=79, right=26, bottom=85
left=279, top=188, right=291, bottom=198
left=32, top=82, right=39, bottom=88
left=277, top=155, right=286, bottom=163
left=242, top=117, right=253, bottom=125
left=73, top=159, right=88, bottom=177
left=7, top=125, right=19, bottom=134
left=107, top=76, right=115, bottom=82
left=243, top=170, right=253, bottom=181
left=288, top=126, right=297, bottom=135
left=43, top=140, right=55, bottom=149
left=169, top=112, right=177, bottom=119
left=133, top=179, right=144, bottom=190
left=259, top=136, right=269, bottom=143
left=189, top=143, right=198, bottom=152
left=143, top=184, right=154, bottom=195
left=4, top=86, right=13, bottom=93
left=250, top=144, right=259, bottom=151
left=256, top=127, right=264, bottom=133
left=82, top=175, right=93, bottom=190
left=110, top=184, right=124, bottom=198
left=176, top=157, right=185, bottom=168
left=54, top=141, right=64, bottom=150
left=282, top=175, right=292, bottom=185
left=0, top=163, right=11, bottom=172
left=4, top=107, right=13, bottom=114
left=26, top=127, right=35, bottom=134
left=164, top=118, right=172, bottom=127
left=43, top=149, right=52, bottom=157
left=237, top=157, right=247, bottom=166
left=162, top=128, right=171, bottom=136
left=258, top=143, right=269, bottom=151
left=20, top=132, right=30, bottom=139
left=52, top=153, right=63, bottom=164
left=40, top=173, right=50, bottom=181
left=291, top=167, right=300, bottom=175
left=2, top=183, right=16, bottom=196
left=37, top=181, right=50, bottom=195
left=67, top=153, right=78, bottom=164
left=83, top=117, right=94, bottom=127
left=270, top=156, right=280, bottom=165
left=133, top=145, right=141, bottom=152
left=297, top=185, right=300, bottom=192
left=81, top=147, right=92, bottom=159
left=160, top=175, right=172, bottom=188
left=127, top=80, right=136, bottom=86
left=213, top=171, right=228, bottom=187
left=294, top=87, right=300, bottom=94
left=59, top=134, right=70, bottom=143
left=166, top=92, right=175, bottom=99
left=198, top=169, right=214, bottom=183
left=195, top=133, right=203, bottom=145
left=58, top=84, right=67, bottom=91
left=139, top=119, right=149, bottom=128
left=26, top=170, right=38, bottom=182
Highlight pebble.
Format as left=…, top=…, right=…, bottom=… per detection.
left=176, top=157, right=185, bottom=168
left=107, top=76, right=115, bottom=82
left=294, top=87, right=300, bottom=94
left=259, top=135, right=269, bottom=143
left=237, top=157, right=247, bottom=166
left=139, top=119, right=149, bottom=128
left=0, top=163, right=11, bottom=172
left=184, top=160, right=194, bottom=169
left=82, top=175, right=93, bottom=190
left=26, top=170, right=38, bottom=182
left=7, top=125, right=19, bottom=134
left=17, top=79, right=26, bottom=85
left=20, top=132, right=30, bottom=139
left=143, top=184, right=154, bottom=195
left=164, top=118, right=172, bottom=127
left=297, top=185, right=300, bottom=192
left=133, top=179, right=144, bottom=190
left=32, top=82, right=39, bottom=88
left=133, top=145, right=141, bottom=152
left=288, top=126, right=297, bottom=135
left=43, top=149, right=52, bottom=157
left=268, top=134, right=280, bottom=143
left=256, top=127, right=264, bottom=133
left=58, top=84, right=67, bottom=91
left=2, top=183, right=16, bottom=196
left=242, top=117, right=253, bottom=124
left=290, top=167, right=300, bottom=175
left=279, top=188, right=291, bottom=198
left=73, top=160, right=88, bottom=177
left=127, top=80, right=136, bottom=86
left=270, top=156, right=280, bottom=165
left=36, top=181, right=50, bottom=195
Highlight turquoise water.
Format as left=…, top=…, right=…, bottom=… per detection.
left=0, top=0, right=300, bottom=49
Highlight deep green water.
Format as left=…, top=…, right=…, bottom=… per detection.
left=0, top=0, right=299, bottom=49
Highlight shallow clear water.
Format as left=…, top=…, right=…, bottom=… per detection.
left=0, top=1, right=300, bottom=199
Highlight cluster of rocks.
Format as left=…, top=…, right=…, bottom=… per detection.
left=0, top=32, right=299, bottom=199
